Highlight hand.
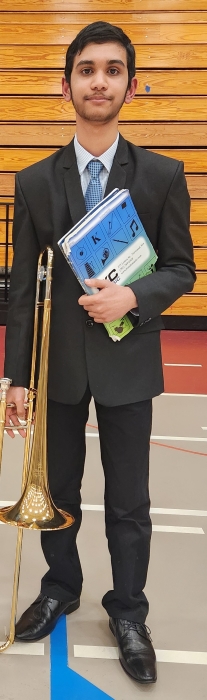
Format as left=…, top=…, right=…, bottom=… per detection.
left=5, top=386, right=27, bottom=439
left=78, top=278, right=138, bottom=323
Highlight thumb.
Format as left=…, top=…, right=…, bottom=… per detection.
left=85, top=278, right=110, bottom=288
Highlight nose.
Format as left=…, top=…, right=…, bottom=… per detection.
left=90, top=70, right=108, bottom=91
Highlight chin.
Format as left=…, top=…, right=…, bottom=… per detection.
left=81, top=107, right=112, bottom=122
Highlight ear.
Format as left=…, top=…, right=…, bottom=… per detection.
left=124, top=77, right=137, bottom=105
left=62, top=77, right=72, bottom=102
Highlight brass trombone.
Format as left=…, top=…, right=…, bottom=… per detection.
left=0, top=247, right=74, bottom=652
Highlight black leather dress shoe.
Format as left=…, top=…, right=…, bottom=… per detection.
left=15, top=594, right=80, bottom=642
left=109, top=617, right=157, bottom=684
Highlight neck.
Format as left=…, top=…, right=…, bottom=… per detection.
left=75, top=116, right=119, bottom=156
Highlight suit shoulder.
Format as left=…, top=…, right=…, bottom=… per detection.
left=17, top=143, right=71, bottom=187
left=126, top=141, right=182, bottom=175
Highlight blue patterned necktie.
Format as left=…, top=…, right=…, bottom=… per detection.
left=84, top=159, right=104, bottom=212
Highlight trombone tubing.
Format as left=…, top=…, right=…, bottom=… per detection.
left=0, top=247, right=53, bottom=652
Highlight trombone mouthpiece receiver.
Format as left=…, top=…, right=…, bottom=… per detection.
left=0, top=378, right=12, bottom=393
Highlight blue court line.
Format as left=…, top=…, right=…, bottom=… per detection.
left=50, top=615, right=114, bottom=700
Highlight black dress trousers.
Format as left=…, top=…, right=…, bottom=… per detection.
left=41, top=387, right=152, bottom=623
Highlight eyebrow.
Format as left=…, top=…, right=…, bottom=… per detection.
left=76, top=59, right=126, bottom=68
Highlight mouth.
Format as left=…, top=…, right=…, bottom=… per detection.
left=85, top=95, right=111, bottom=102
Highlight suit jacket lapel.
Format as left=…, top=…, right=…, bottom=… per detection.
left=105, top=134, right=128, bottom=196
left=63, top=140, right=87, bottom=225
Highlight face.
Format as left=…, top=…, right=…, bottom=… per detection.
left=62, top=42, right=137, bottom=124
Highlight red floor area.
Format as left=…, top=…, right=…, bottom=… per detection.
left=161, top=330, right=207, bottom=394
left=0, top=327, right=206, bottom=394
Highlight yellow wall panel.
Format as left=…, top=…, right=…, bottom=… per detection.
left=1, top=123, right=207, bottom=148
left=162, top=295, right=207, bottom=315
left=2, top=69, right=207, bottom=96
left=1, top=1, right=207, bottom=9
left=0, top=23, right=207, bottom=45
left=2, top=45, right=207, bottom=69
left=1, top=96, right=207, bottom=122
left=1, top=0, right=207, bottom=316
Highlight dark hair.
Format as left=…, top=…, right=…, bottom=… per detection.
left=65, top=21, right=136, bottom=88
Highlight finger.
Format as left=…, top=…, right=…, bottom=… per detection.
left=5, top=426, right=15, bottom=439
left=5, top=409, right=16, bottom=437
left=79, top=298, right=101, bottom=310
left=16, top=399, right=26, bottom=421
left=5, top=422, right=26, bottom=439
left=78, top=293, right=88, bottom=305
left=78, top=294, right=101, bottom=307
left=5, top=410, right=26, bottom=438
left=85, top=278, right=111, bottom=288
left=16, top=415, right=27, bottom=438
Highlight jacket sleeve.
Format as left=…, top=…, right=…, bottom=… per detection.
left=4, top=173, right=41, bottom=387
left=128, top=161, right=196, bottom=326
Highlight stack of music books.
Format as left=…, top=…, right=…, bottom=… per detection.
left=58, top=189, right=157, bottom=341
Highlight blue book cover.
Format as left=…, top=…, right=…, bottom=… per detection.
left=58, top=190, right=157, bottom=341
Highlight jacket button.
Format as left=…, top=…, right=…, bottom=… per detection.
left=86, top=319, right=94, bottom=327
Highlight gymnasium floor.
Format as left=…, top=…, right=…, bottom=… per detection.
left=0, top=329, right=207, bottom=700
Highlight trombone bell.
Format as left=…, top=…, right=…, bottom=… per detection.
left=0, top=493, right=74, bottom=530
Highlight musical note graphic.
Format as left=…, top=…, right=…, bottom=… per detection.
left=130, top=219, right=139, bottom=238
left=101, top=248, right=110, bottom=266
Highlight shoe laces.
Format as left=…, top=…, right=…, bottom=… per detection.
left=34, top=595, right=51, bottom=618
left=137, top=623, right=152, bottom=641
left=123, top=620, right=153, bottom=642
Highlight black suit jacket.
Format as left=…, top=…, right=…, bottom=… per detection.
left=4, top=135, right=195, bottom=405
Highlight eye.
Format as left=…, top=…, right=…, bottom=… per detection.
left=108, top=68, right=119, bottom=75
left=81, top=68, right=93, bottom=75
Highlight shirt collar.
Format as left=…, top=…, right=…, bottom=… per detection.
left=74, top=133, right=119, bottom=176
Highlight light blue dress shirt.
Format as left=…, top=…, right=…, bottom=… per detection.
left=74, top=133, right=119, bottom=197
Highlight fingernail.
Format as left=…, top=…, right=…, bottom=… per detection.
left=17, top=417, right=27, bottom=425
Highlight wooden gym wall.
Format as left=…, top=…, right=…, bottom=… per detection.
left=0, top=0, right=207, bottom=317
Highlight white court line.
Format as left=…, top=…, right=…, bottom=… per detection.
left=82, top=504, right=207, bottom=517
left=0, top=503, right=204, bottom=533
left=202, top=427, right=207, bottom=430
left=74, top=644, right=119, bottom=660
left=82, top=504, right=104, bottom=511
left=164, top=364, right=202, bottom=367
left=86, top=432, right=207, bottom=442
left=0, top=501, right=15, bottom=506
left=74, top=645, right=207, bottom=665
left=150, top=507, right=207, bottom=517
left=0, top=641, right=44, bottom=655
left=1, top=502, right=206, bottom=522
left=151, top=436, right=207, bottom=442
left=86, top=432, right=99, bottom=437
left=6, top=430, right=207, bottom=440
left=161, top=393, right=207, bottom=397
left=152, top=525, right=204, bottom=534
left=80, top=509, right=204, bottom=533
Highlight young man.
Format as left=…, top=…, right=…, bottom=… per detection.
left=4, top=21, right=195, bottom=685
